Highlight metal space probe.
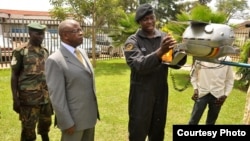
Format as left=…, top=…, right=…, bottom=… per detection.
left=175, top=21, right=250, bottom=67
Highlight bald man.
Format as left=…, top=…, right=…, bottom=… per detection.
left=45, top=19, right=100, bottom=141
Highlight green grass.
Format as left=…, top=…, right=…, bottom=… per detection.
left=0, top=58, right=246, bottom=141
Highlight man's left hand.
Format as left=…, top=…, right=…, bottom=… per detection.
left=215, top=95, right=227, bottom=106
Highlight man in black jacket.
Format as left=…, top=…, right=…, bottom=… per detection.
left=124, top=3, right=187, bottom=141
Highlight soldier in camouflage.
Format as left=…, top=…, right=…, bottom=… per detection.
left=10, top=22, right=53, bottom=141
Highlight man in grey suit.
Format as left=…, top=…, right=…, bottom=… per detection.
left=45, top=19, right=100, bottom=141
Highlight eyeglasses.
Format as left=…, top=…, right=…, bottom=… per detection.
left=63, top=28, right=83, bottom=33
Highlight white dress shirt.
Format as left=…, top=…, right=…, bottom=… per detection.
left=61, top=42, right=75, bottom=55
left=190, top=56, right=234, bottom=98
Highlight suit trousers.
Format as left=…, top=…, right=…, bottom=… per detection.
left=61, top=128, right=95, bottom=141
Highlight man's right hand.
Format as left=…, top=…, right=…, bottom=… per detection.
left=156, top=35, right=176, bottom=58
left=191, top=89, right=199, bottom=101
left=65, top=125, right=76, bottom=135
left=160, top=35, right=176, bottom=53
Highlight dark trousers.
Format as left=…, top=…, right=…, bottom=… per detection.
left=128, top=93, right=168, bottom=141
left=188, top=93, right=222, bottom=125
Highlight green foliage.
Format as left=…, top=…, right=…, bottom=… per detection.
left=216, top=0, right=248, bottom=20
left=210, top=12, right=227, bottom=23
left=49, top=7, right=69, bottom=20
left=162, top=22, right=187, bottom=42
left=162, top=4, right=227, bottom=41
left=198, top=0, right=212, bottom=5
left=139, top=0, right=180, bottom=23
left=236, top=40, right=250, bottom=89
left=190, top=5, right=212, bottom=22
left=176, top=0, right=200, bottom=13
left=109, top=13, right=138, bottom=47
left=188, top=4, right=226, bottom=23
left=161, top=12, right=189, bottom=41
left=49, top=0, right=123, bottom=27
left=118, top=0, right=138, bottom=13
left=176, top=12, right=190, bottom=21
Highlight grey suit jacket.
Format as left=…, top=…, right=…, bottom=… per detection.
left=45, top=45, right=99, bottom=131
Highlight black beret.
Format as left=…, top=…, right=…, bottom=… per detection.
left=135, top=3, right=154, bottom=23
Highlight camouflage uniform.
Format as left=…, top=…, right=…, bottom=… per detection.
left=11, top=43, right=53, bottom=141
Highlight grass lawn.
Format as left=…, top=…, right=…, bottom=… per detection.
left=0, top=58, right=247, bottom=141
